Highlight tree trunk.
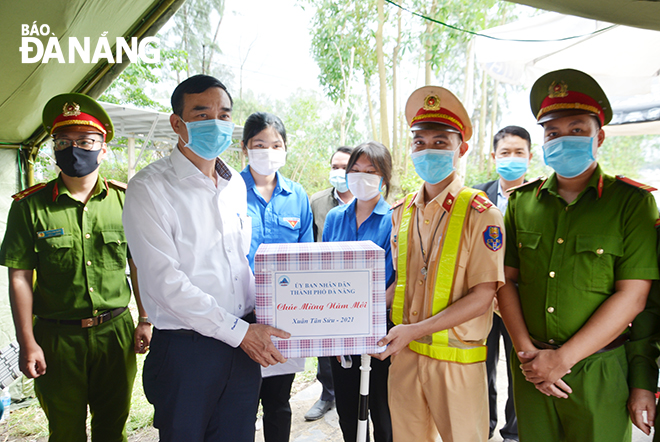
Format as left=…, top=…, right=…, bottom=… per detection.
left=365, top=79, right=377, bottom=140
left=390, top=7, right=402, bottom=198
left=488, top=79, right=499, bottom=172
left=392, top=8, right=401, bottom=159
left=376, top=0, right=390, bottom=147
left=463, top=39, right=475, bottom=114
left=424, top=0, right=438, bottom=85
left=477, top=71, right=488, bottom=172
left=183, top=4, right=190, bottom=78
left=335, top=43, right=354, bottom=146
left=205, top=0, right=225, bottom=74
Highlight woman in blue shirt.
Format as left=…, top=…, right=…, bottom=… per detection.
left=240, top=112, right=313, bottom=442
left=323, top=141, right=395, bottom=442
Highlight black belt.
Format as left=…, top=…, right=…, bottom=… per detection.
left=531, top=333, right=629, bottom=354
left=38, top=307, right=128, bottom=328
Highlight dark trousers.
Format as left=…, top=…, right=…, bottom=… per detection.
left=330, top=355, right=393, bottom=442
left=144, top=328, right=261, bottom=442
left=34, top=310, right=136, bottom=442
left=486, top=313, right=518, bottom=440
left=317, top=356, right=335, bottom=401
left=260, top=374, right=295, bottom=442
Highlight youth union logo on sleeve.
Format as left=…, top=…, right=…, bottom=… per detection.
left=278, top=276, right=290, bottom=287
left=483, top=226, right=503, bottom=251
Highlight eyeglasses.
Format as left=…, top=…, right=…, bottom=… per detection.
left=52, top=138, right=102, bottom=152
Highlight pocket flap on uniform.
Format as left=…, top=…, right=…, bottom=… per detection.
left=575, top=235, right=623, bottom=257
left=35, top=234, right=73, bottom=251
left=516, top=230, right=541, bottom=250
left=101, top=230, right=126, bottom=245
left=278, top=217, right=301, bottom=230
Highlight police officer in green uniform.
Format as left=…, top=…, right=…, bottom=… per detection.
left=626, top=221, right=660, bottom=438
left=0, top=93, right=151, bottom=442
left=498, top=69, right=660, bottom=442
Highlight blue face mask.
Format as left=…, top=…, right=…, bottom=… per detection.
left=329, top=169, right=349, bottom=193
left=496, top=157, right=528, bottom=181
left=180, top=118, right=235, bottom=160
left=411, top=149, right=456, bottom=184
left=543, top=136, right=596, bottom=179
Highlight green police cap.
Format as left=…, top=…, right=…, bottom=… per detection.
left=530, top=69, right=612, bottom=126
left=42, top=93, right=114, bottom=142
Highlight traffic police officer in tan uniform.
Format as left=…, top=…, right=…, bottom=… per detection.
left=375, top=86, right=505, bottom=442
left=498, top=69, right=660, bottom=442
left=0, top=93, right=151, bottom=442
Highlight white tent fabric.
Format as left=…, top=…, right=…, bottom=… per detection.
left=475, top=13, right=660, bottom=133
left=475, top=13, right=660, bottom=94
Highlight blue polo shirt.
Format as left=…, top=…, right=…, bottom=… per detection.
left=240, top=166, right=314, bottom=270
left=322, top=196, right=395, bottom=288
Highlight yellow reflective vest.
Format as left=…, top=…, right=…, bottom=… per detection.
left=391, top=187, right=488, bottom=363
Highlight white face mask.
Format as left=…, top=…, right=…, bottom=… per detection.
left=247, top=149, right=287, bottom=176
left=346, top=172, right=382, bottom=201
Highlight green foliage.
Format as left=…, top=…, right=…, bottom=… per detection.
left=166, top=0, right=232, bottom=81
left=100, top=46, right=185, bottom=112
left=396, top=157, right=424, bottom=200
left=33, top=144, right=58, bottom=183
left=278, top=89, right=363, bottom=196
left=598, top=134, right=654, bottom=179
left=303, top=0, right=378, bottom=103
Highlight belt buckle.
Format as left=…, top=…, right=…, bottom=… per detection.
left=81, top=318, right=95, bottom=328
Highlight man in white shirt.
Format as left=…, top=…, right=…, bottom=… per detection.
left=123, top=75, right=289, bottom=442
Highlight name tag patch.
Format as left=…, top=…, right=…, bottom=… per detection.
left=37, top=228, right=64, bottom=239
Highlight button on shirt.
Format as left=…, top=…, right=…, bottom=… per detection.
left=0, top=176, right=130, bottom=320
left=504, top=165, right=660, bottom=345
left=323, top=196, right=396, bottom=288
left=123, top=148, right=254, bottom=348
left=240, top=167, right=314, bottom=270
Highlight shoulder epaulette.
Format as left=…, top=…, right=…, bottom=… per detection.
left=509, top=177, right=545, bottom=193
left=655, top=218, right=660, bottom=229
left=392, top=197, right=406, bottom=210
left=615, top=175, right=657, bottom=192
left=471, top=194, right=493, bottom=213
left=11, top=183, right=47, bottom=201
left=107, top=179, right=127, bottom=191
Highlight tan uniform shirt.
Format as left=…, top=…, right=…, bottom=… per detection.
left=391, top=176, right=505, bottom=349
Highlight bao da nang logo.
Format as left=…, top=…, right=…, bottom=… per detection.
left=278, top=276, right=290, bottom=287
left=20, top=22, right=160, bottom=64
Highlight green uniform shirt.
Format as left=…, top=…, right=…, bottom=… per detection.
left=626, top=225, right=660, bottom=392
left=504, top=164, right=660, bottom=346
left=0, top=175, right=130, bottom=320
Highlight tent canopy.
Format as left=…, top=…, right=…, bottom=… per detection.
left=0, top=0, right=185, bottom=150
left=475, top=12, right=660, bottom=134
left=506, top=0, right=660, bottom=32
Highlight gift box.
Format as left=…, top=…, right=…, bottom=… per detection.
left=254, top=240, right=387, bottom=358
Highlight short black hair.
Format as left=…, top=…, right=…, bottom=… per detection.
left=330, top=146, right=353, bottom=163
left=242, top=112, right=287, bottom=149
left=345, top=141, right=392, bottom=198
left=493, top=126, right=531, bottom=153
left=171, top=75, right=233, bottom=116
